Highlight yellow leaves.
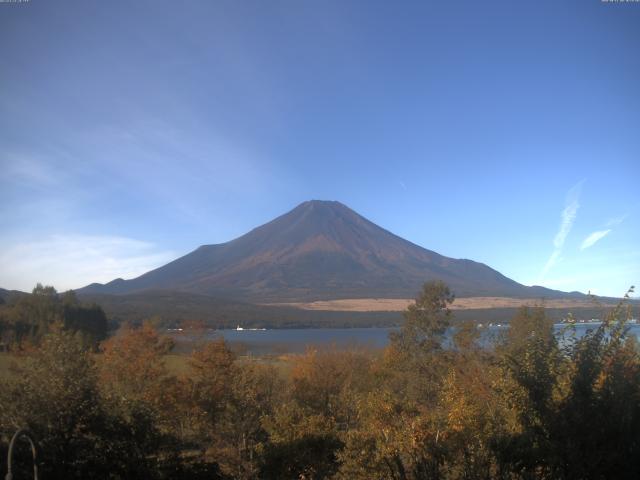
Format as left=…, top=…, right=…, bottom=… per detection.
left=441, top=370, right=479, bottom=434
left=264, top=401, right=336, bottom=444
left=289, top=347, right=373, bottom=423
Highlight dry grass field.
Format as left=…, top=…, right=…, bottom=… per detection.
left=268, top=296, right=616, bottom=312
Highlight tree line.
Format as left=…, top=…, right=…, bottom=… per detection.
left=0, top=284, right=108, bottom=351
left=1, top=281, right=639, bottom=479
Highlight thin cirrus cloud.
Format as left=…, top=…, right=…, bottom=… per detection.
left=580, top=229, right=612, bottom=250
left=605, top=214, right=628, bottom=227
left=539, top=180, right=584, bottom=281
left=0, top=234, right=177, bottom=292
left=2, top=152, right=67, bottom=190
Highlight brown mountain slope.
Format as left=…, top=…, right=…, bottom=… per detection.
left=79, top=200, right=583, bottom=302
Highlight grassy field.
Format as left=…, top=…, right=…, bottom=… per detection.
left=0, top=351, right=296, bottom=382
left=268, top=296, right=622, bottom=312
left=165, top=352, right=295, bottom=378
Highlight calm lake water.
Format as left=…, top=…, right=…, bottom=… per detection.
left=171, top=323, right=640, bottom=356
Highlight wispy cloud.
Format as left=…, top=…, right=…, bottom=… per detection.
left=605, top=213, right=628, bottom=227
left=540, top=250, right=562, bottom=279
left=2, top=152, right=65, bottom=188
left=580, top=229, right=611, bottom=250
left=539, top=180, right=584, bottom=280
left=579, top=213, right=626, bottom=251
left=0, top=234, right=177, bottom=292
left=553, top=184, right=582, bottom=248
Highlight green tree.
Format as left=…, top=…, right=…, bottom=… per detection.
left=0, top=285, right=108, bottom=349
left=494, top=291, right=640, bottom=479
left=391, top=280, right=454, bottom=353
left=546, top=291, right=640, bottom=479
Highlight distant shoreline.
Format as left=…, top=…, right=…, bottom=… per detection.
left=265, top=296, right=621, bottom=312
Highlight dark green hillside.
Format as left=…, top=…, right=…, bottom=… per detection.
left=79, top=290, right=633, bottom=330
left=79, top=290, right=402, bottom=329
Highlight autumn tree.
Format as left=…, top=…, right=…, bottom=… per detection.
left=187, top=338, right=236, bottom=438
left=185, top=338, right=284, bottom=479
left=99, top=323, right=172, bottom=407
left=336, top=281, right=456, bottom=479
left=95, top=322, right=183, bottom=476
left=261, top=347, right=373, bottom=479
left=217, top=362, right=281, bottom=479
left=0, top=328, right=162, bottom=478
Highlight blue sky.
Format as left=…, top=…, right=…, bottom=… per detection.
left=1, top=0, right=638, bottom=297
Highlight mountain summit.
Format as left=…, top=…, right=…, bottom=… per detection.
left=80, top=200, right=574, bottom=301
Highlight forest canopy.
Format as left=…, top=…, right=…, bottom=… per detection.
left=0, top=284, right=108, bottom=350
left=1, top=281, right=639, bottom=479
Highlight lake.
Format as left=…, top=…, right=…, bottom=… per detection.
left=170, top=322, right=640, bottom=356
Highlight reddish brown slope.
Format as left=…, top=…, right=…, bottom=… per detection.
left=79, top=201, right=581, bottom=302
